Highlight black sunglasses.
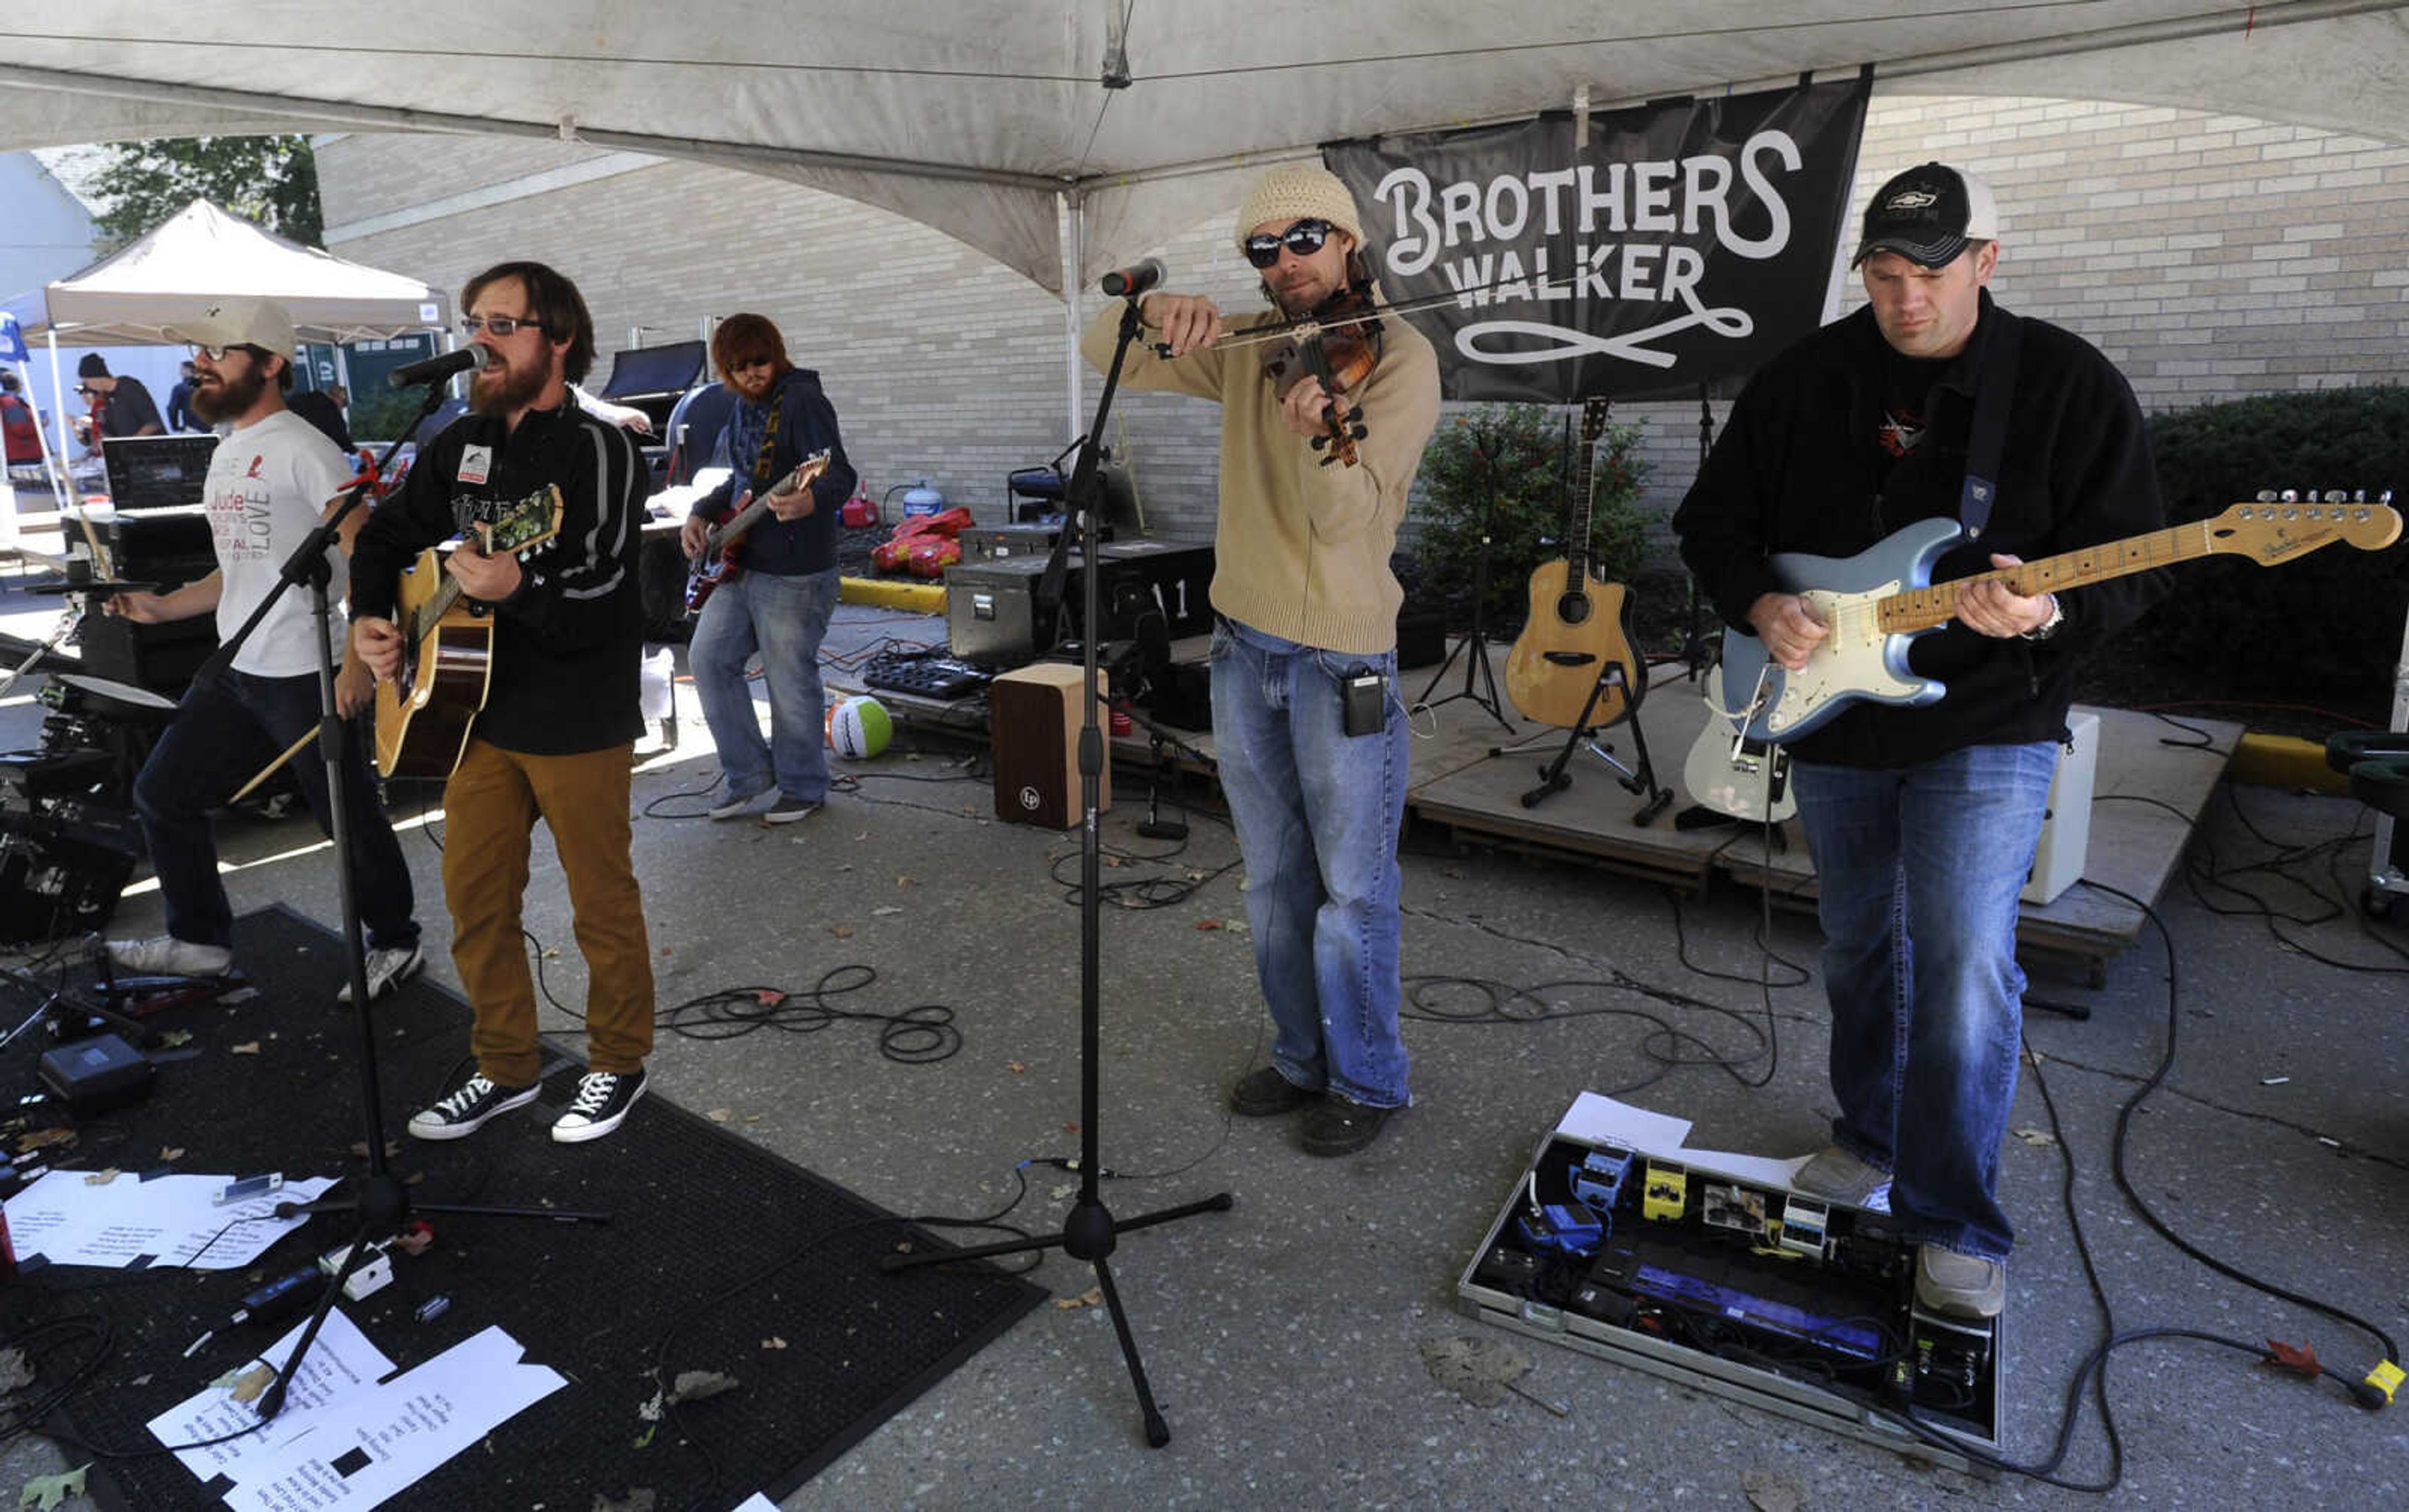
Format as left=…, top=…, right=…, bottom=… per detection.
left=1243, top=218, right=1334, bottom=269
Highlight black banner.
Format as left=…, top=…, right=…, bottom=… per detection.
left=1326, top=76, right=1871, bottom=403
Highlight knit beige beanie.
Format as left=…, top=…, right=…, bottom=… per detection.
left=1234, top=163, right=1364, bottom=252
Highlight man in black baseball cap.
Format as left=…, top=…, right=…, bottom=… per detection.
left=1674, top=159, right=2170, bottom=1322
left=1851, top=161, right=2001, bottom=270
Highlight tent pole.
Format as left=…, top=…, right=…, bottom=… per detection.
left=1063, top=189, right=1085, bottom=452
left=43, top=333, right=71, bottom=514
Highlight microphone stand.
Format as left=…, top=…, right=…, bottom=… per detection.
left=882, top=283, right=1231, bottom=1448
left=192, top=378, right=607, bottom=1421
left=1417, top=420, right=1515, bottom=732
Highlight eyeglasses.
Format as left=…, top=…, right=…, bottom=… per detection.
left=460, top=314, right=545, bottom=338
left=75, top=386, right=100, bottom=397
left=188, top=343, right=262, bottom=363
left=1243, top=218, right=1334, bottom=269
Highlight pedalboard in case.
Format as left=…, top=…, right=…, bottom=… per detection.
left=1457, top=1115, right=2002, bottom=1474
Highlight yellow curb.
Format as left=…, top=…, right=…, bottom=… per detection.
left=2230, top=732, right=2348, bottom=794
left=840, top=577, right=945, bottom=614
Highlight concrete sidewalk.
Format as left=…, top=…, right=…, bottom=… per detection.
left=4, top=597, right=2405, bottom=1509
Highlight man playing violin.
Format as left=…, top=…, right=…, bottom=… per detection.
left=1081, top=162, right=1440, bottom=1157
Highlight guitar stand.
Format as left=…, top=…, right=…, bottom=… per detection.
left=1490, top=664, right=1674, bottom=824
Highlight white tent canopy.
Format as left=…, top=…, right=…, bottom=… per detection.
left=2, top=3, right=2406, bottom=291
left=2, top=198, right=447, bottom=346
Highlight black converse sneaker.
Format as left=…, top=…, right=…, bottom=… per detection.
left=407, top=1072, right=540, bottom=1141
left=551, top=1068, right=648, bottom=1143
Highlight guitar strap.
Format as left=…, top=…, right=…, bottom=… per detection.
left=1956, top=308, right=2022, bottom=541
left=745, top=379, right=787, bottom=494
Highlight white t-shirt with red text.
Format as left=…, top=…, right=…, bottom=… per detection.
left=205, top=408, right=354, bottom=677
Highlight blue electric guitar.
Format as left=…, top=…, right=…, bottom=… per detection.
left=1716, top=494, right=2401, bottom=744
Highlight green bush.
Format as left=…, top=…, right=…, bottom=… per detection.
left=2134, top=386, right=2409, bottom=700
left=1408, top=404, right=1651, bottom=634
left=345, top=386, right=425, bottom=445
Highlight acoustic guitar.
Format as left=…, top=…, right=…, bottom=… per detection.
left=1504, top=398, right=1646, bottom=729
left=372, top=486, right=565, bottom=780
left=1715, top=492, right=2402, bottom=745
left=683, top=450, right=831, bottom=614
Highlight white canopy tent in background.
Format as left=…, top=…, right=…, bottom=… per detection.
left=0, top=2, right=2405, bottom=295
left=1, top=198, right=449, bottom=509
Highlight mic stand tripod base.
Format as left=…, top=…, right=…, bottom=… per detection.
left=880, top=1190, right=1236, bottom=1447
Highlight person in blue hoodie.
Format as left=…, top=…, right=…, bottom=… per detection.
left=679, top=313, right=858, bottom=824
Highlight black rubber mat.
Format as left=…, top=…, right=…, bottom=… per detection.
left=1, top=905, right=1044, bottom=1511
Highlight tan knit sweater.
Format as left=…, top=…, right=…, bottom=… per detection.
left=1080, top=290, right=1440, bottom=655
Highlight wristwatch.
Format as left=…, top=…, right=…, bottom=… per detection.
left=2020, top=593, right=2065, bottom=642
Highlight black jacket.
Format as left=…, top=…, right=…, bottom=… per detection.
left=1673, top=292, right=2170, bottom=769
left=350, top=399, right=650, bottom=755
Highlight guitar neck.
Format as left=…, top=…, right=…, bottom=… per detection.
left=415, top=572, right=467, bottom=635
left=1880, top=519, right=2214, bottom=633
left=708, top=492, right=780, bottom=555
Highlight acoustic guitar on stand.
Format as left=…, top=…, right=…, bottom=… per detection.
left=372, top=487, right=564, bottom=780
left=1504, top=398, right=1646, bottom=729
left=683, top=450, right=831, bottom=614
left=1715, top=491, right=2402, bottom=745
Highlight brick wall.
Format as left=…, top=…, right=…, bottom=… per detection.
left=321, top=90, right=2409, bottom=564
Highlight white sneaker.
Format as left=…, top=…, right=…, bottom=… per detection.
left=338, top=943, right=427, bottom=1004
left=1792, top=1144, right=1890, bottom=1205
left=107, top=935, right=233, bottom=978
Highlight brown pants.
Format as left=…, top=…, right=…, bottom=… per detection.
left=442, top=738, right=654, bottom=1084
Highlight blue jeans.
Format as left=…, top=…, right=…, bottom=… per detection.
left=131, top=666, right=418, bottom=953
left=1789, top=740, right=2056, bottom=1262
left=688, top=567, right=840, bottom=804
left=1208, top=619, right=1410, bottom=1109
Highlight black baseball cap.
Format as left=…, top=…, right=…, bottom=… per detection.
left=1851, top=162, right=2000, bottom=269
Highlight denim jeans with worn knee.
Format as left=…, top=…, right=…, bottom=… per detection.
left=1790, top=740, right=2056, bottom=1262
left=688, top=566, right=840, bottom=804
left=1208, top=617, right=1410, bottom=1109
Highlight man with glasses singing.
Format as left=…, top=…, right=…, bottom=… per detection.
left=349, top=262, right=659, bottom=1147
left=1079, top=163, right=1440, bottom=1156
left=104, top=297, right=423, bottom=997
left=678, top=313, right=857, bottom=825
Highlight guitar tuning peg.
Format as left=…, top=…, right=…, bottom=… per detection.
left=2279, top=489, right=2297, bottom=503
left=2324, top=490, right=2348, bottom=504
left=2381, top=489, right=2395, bottom=506
left=2353, top=489, right=2366, bottom=503
left=2256, top=490, right=2277, bottom=503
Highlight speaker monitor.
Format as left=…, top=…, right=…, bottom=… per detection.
left=2023, top=710, right=2098, bottom=905
left=989, top=663, right=1110, bottom=828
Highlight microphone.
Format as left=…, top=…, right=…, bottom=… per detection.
left=387, top=346, right=491, bottom=390
left=1099, top=259, right=1164, bottom=299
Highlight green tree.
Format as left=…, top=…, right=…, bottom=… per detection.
left=90, top=136, right=323, bottom=248
left=1410, top=405, right=1652, bottom=636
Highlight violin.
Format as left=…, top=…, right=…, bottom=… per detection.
left=1261, top=282, right=1384, bottom=469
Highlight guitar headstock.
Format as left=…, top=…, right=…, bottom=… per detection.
left=1579, top=395, right=1610, bottom=447
left=2206, top=490, right=2401, bottom=562
left=777, top=450, right=833, bottom=498
left=479, top=485, right=566, bottom=556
